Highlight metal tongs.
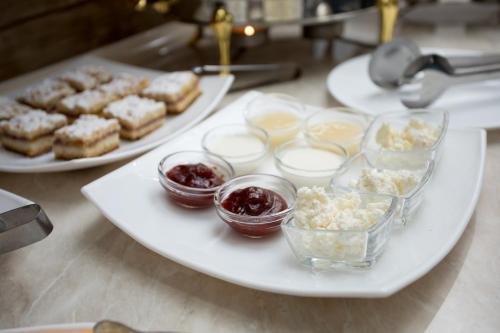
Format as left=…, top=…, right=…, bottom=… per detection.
left=192, top=63, right=301, bottom=91
left=369, top=38, right=500, bottom=108
left=0, top=204, right=53, bottom=254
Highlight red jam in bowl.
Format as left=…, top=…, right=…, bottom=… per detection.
left=167, top=163, right=224, bottom=189
left=220, top=186, right=288, bottom=237
left=164, top=163, right=224, bottom=208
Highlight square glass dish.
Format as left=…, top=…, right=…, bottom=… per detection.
left=361, top=110, right=448, bottom=169
left=330, top=153, right=435, bottom=226
left=281, top=190, right=398, bottom=270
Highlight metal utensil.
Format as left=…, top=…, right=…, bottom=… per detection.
left=0, top=204, right=53, bottom=254
left=94, top=320, right=179, bottom=333
left=399, top=68, right=500, bottom=108
left=191, top=63, right=301, bottom=91
left=369, top=38, right=500, bottom=89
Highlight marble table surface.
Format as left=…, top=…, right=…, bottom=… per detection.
left=1, top=19, right=500, bottom=333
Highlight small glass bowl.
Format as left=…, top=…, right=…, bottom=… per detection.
left=201, top=124, right=270, bottom=176
left=282, top=190, right=398, bottom=270
left=158, top=151, right=234, bottom=209
left=362, top=109, right=449, bottom=169
left=274, top=138, right=348, bottom=188
left=330, top=153, right=435, bottom=226
left=304, top=108, right=371, bottom=156
left=244, top=93, right=303, bottom=146
left=214, top=174, right=297, bottom=238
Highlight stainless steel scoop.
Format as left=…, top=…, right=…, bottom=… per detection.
left=369, top=38, right=500, bottom=89
left=0, top=204, right=53, bottom=254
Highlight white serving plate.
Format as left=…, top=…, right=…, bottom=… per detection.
left=0, top=54, right=233, bottom=173
left=0, top=322, right=93, bottom=333
left=327, top=47, right=500, bottom=129
left=82, top=92, right=485, bottom=298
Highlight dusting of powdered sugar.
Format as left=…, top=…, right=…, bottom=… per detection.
left=104, top=95, right=164, bottom=122
left=1, top=110, right=66, bottom=133
left=142, top=72, right=195, bottom=95
left=55, top=115, right=118, bottom=139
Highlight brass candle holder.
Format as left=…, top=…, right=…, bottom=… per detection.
left=377, top=0, right=399, bottom=43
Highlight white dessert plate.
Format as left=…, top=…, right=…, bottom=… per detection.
left=327, top=47, right=500, bottom=129
left=0, top=322, right=94, bottom=333
left=82, top=91, right=485, bottom=298
left=0, top=55, right=233, bottom=173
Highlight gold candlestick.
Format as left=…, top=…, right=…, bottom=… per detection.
left=212, top=5, right=233, bottom=75
left=377, top=0, right=399, bottom=43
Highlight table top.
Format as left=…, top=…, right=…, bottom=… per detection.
left=1, top=19, right=500, bottom=333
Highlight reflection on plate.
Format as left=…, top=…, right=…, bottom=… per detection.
left=0, top=55, right=233, bottom=173
left=82, top=92, right=485, bottom=298
left=327, top=47, right=500, bottom=129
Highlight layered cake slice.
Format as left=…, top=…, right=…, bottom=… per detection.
left=56, top=90, right=117, bottom=117
left=53, top=115, right=120, bottom=159
left=0, top=96, right=32, bottom=121
left=81, top=65, right=113, bottom=84
left=103, top=95, right=166, bottom=140
left=141, top=71, right=201, bottom=114
left=0, top=110, right=67, bottom=156
left=18, top=79, right=75, bottom=110
left=99, top=73, right=149, bottom=98
left=60, top=66, right=113, bottom=91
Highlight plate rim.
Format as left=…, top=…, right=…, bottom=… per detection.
left=81, top=92, right=487, bottom=298
left=0, top=322, right=94, bottom=333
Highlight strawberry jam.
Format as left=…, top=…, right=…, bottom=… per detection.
left=166, top=163, right=224, bottom=189
left=222, top=186, right=287, bottom=216
left=220, top=186, right=288, bottom=237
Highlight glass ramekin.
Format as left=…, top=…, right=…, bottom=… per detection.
left=273, top=138, right=348, bottom=188
left=330, top=153, right=435, bottom=226
left=201, top=124, right=270, bottom=176
left=244, top=93, right=303, bottom=146
left=304, top=108, right=371, bottom=156
left=158, top=151, right=234, bottom=209
left=362, top=109, right=449, bottom=169
left=214, top=174, right=297, bottom=238
left=282, top=190, right=398, bottom=270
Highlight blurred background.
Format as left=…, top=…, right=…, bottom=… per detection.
left=1, top=0, right=500, bottom=83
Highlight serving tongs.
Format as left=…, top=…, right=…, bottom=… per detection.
left=0, top=204, right=53, bottom=254
left=192, top=63, right=301, bottom=91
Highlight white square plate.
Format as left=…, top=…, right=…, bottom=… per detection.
left=0, top=55, right=233, bottom=173
left=82, top=92, right=485, bottom=298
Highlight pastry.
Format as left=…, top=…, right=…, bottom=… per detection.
left=0, top=96, right=32, bottom=121
left=53, top=114, right=120, bottom=159
left=17, top=79, right=75, bottom=110
left=141, top=71, right=201, bottom=114
left=0, top=110, right=67, bottom=156
left=60, top=66, right=113, bottom=91
left=103, top=95, right=166, bottom=140
left=99, top=73, right=149, bottom=98
left=56, top=89, right=117, bottom=117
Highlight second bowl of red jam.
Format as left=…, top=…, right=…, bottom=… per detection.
left=214, top=174, right=297, bottom=238
left=158, top=151, right=234, bottom=208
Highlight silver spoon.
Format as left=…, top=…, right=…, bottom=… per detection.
left=93, top=320, right=181, bottom=333
left=399, top=68, right=500, bottom=108
left=369, top=38, right=500, bottom=89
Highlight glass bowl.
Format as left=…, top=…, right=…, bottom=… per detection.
left=158, top=151, right=234, bottom=209
left=274, top=138, right=348, bottom=188
left=330, top=153, right=435, bottom=226
left=362, top=109, right=448, bottom=169
left=244, top=93, right=303, bottom=146
left=282, top=190, right=398, bottom=270
left=214, top=174, right=297, bottom=238
left=201, top=124, right=270, bottom=176
left=304, top=108, right=371, bottom=156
